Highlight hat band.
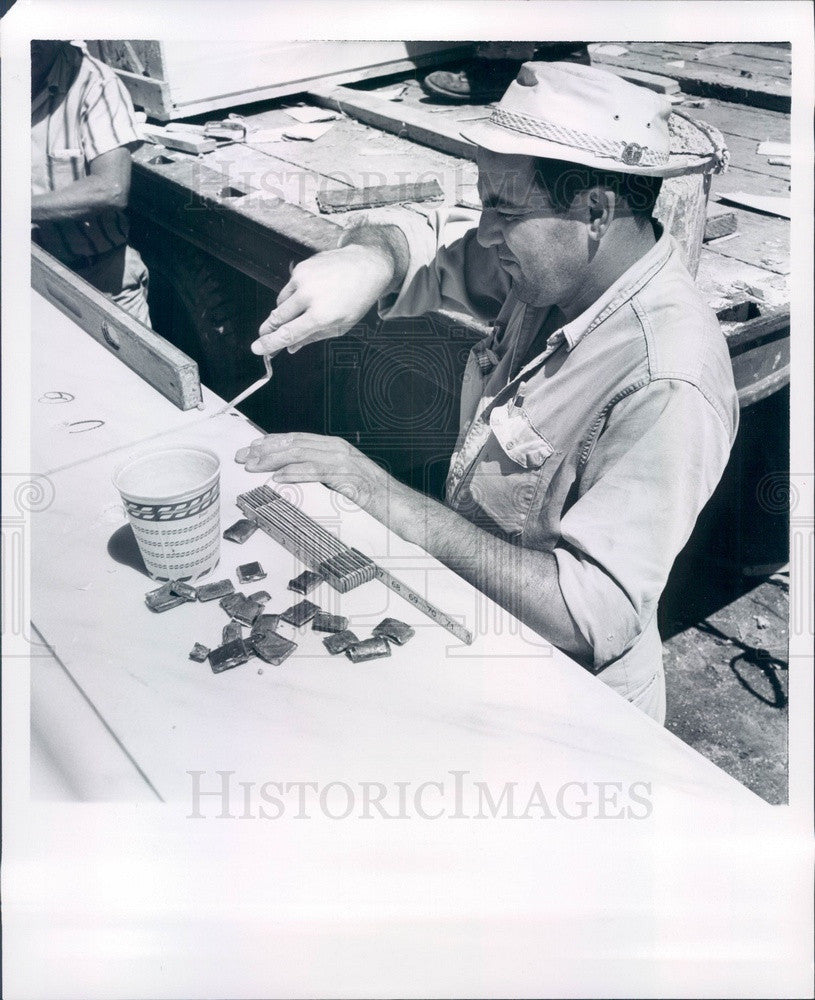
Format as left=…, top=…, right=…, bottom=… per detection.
left=490, top=108, right=670, bottom=168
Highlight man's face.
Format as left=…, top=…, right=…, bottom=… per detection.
left=476, top=149, right=590, bottom=308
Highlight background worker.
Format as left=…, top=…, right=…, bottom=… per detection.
left=31, top=39, right=152, bottom=327
left=421, top=40, right=590, bottom=103
left=236, top=62, right=738, bottom=725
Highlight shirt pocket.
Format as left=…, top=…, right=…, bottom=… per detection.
left=489, top=400, right=554, bottom=468
left=455, top=402, right=554, bottom=537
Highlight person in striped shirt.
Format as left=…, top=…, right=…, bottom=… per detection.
left=31, top=40, right=152, bottom=326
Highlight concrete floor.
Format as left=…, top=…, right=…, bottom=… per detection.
left=662, top=573, right=789, bottom=804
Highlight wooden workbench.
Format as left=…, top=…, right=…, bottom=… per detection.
left=127, top=42, right=790, bottom=410
left=22, top=286, right=808, bottom=999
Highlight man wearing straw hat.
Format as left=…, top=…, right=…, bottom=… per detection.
left=236, top=62, right=738, bottom=724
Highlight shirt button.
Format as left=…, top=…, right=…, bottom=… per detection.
left=506, top=440, right=514, bottom=448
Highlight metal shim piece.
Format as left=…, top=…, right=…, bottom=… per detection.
left=197, top=579, right=235, bottom=602
left=222, top=621, right=243, bottom=644
left=229, top=596, right=263, bottom=627
left=248, top=590, right=271, bottom=605
left=372, top=617, right=415, bottom=646
left=252, top=631, right=297, bottom=665
left=208, top=638, right=251, bottom=673
left=287, top=570, right=324, bottom=595
left=281, top=599, right=320, bottom=627
left=322, top=629, right=360, bottom=655
left=237, top=561, right=266, bottom=583
left=223, top=518, right=258, bottom=543
left=145, top=582, right=186, bottom=613
left=169, top=580, right=197, bottom=602
left=311, top=612, right=349, bottom=634
left=219, top=592, right=245, bottom=616
left=251, top=613, right=281, bottom=637
left=189, top=642, right=210, bottom=662
left=346, top=637, right=391, bottom=662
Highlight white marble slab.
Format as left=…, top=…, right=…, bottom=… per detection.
left=31, top=396, right=766, bottom=809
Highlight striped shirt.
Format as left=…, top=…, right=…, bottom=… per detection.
left=31, top=42, right=141, bottom=261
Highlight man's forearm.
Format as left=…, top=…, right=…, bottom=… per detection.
left=365, top=473, right=593, bottom=661
left=339, top=224, right=410, bottom=297
left=32, top=175, right=127, bottom=222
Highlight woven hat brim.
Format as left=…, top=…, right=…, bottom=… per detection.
left=460, top=117, right=715, bottom=178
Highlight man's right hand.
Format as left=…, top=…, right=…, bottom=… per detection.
left=251, top=243, right=398, bottom=356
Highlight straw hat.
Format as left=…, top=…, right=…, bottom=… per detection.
left=460, top=61, right=728, bottom=178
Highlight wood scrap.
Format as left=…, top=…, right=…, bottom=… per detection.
left=140, top=123, right=217, bottom=154
left=589, top=43, right=629, bottom=57
left=589, top=45, right=791, bottom=112
left=715, top=191, right=791, bottom=219
left=284, top=105, right=340, bottom=124
left=316, top=179, right=444, bottom=214
left=706, top=232, right=740, bottom=247
left=757, top=141, right=791, bottom=157
left=704, top=202, right=738, bottom=242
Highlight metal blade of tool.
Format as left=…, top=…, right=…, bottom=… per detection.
left=237, top=484, right=473, bottom=644
left=214, top=352, right=275, bottom=415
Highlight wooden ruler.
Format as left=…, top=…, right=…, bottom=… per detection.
left=237, top=485, right=473, bottom=645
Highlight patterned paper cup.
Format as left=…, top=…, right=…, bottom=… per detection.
left=113, top=446, right=221, bottom=581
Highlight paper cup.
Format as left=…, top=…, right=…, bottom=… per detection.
left=113, top=446, right=221, bottom=581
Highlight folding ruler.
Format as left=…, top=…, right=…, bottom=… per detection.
left=237, top=484, right=473, bottom=645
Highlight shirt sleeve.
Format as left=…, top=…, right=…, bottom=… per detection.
left=554, top=378, right=734, bottom=669
left=80, top=62, right=141, bottom=161
left=338, top=205, right=512, bottom=323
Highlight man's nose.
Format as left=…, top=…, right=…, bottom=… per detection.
left=477, top=210, right=503, bottom=248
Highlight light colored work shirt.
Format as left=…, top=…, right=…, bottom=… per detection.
left=31, top=42, right=141, bottom=262
left=341, top=207, right=739, bottom=717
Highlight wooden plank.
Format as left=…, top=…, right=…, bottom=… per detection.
left=316, top=179, right=444, bottom=214
left=704, top=202, right=738, bottom=241
left=307, top=83, right=477, bottom=161
left=162, top=41, right=469, bottom=106
left=703, top=206, right=789, bottom=273
left=621, top=42, right=792, bottom=81
left=721, top=304, right=790, bottom=352
left=31, top=243, right=202, bottom=410
left=595, top=64, right=680, bottom=93
left=589, top=49, right=790, bottom=112
left=112, top=65, right=174, bottom=120
left=712, top=132, right=791, bottom=181
left=715, top=191, right=791, bottom=219
left=696, top=249, right=789, bottom=316
left=716, top=303, right=791, bottom=406
left=207, top=106, right=479, bottom=210
left=678, top=97, right=789, bottom=143
left=711, top=165, right=790, bottom=199
left=90, top=39, right=165, bottom=80
left=126, top=42, right=471, bottom=121
left=729, top=43, right=791, bottom=63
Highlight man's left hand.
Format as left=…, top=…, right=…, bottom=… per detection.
left=235, top=433, right=389, bottom=512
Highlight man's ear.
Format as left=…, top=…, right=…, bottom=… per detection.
left=587, top=187, right=615, bottom=241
